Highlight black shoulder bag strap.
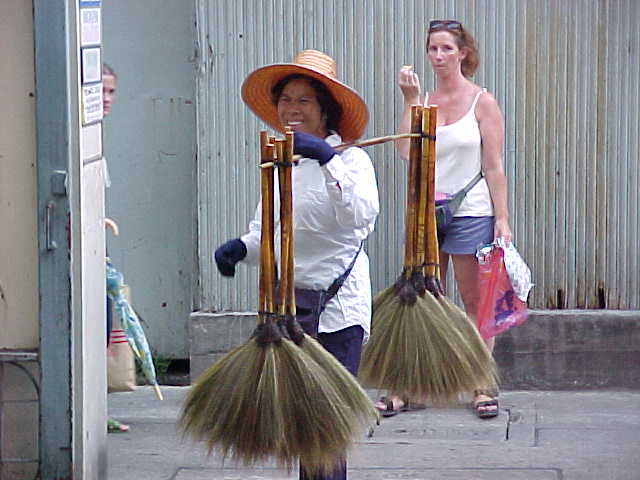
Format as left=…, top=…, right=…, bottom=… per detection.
left=446, top=171, right=484, bottom=214
left=319, top=241, right=364, bottom=312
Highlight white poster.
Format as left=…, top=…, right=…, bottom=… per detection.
left=81, top=123, right=103, bottom=163
left=81, top=47, right=102, bottom=84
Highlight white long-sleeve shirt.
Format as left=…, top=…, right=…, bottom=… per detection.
left=241, top=133, right=380, bottom=337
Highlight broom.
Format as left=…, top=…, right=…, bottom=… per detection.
left=423, top=105, right=497, bottom=401
left=359, top=105, right=444, bottom=397
left=360, top=105, right=497, bottom=403
left=271, top=133, right=368, bottom=474
left=275, top=136, right=379, bottom=435
left=179, top=132, right=355, bottom=473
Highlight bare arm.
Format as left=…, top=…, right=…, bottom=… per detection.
left=476, top=92, right=512, bottom=244
left=395, top=66, right=423, bottom=160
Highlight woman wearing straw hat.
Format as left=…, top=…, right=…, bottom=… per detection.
left=214, top=49, right=379, bottom=480
left=391, top=20, right=512, bottom=418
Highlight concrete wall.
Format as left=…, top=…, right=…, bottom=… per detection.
left=495, top=310, right=640, bottom=390
left=190, top=310, right=640, bottom=390
left=0, top=1, right=40, bottom=477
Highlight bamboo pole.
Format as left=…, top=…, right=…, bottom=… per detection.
left=404, top=106, right=423, bottom=276
left=423, top=106, right=439, bottom=285
left=335, top=132, right=420, bottom=150
left=258, top=133, right=421, bottom=169
left=259, top=131, right=276, bottom=315
left=275, top=139, right=291, bottom=318
left=416, top=108, right=429, bottom=278
left=284, top=129, right=297, bottom=320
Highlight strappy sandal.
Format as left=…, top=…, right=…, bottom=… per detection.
left=473, top=389, right=499, bottom=419
left=374, top=396, right=402, bottom=417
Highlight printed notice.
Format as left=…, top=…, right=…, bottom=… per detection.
left=80, top=7, right=101, bottom=46
left=81, top=83, right=104, bottom=125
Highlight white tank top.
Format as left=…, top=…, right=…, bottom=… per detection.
left=425, top=89, right=493, bottom=217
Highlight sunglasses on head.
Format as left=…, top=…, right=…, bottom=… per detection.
left=428, top=20, right=462, bottom=32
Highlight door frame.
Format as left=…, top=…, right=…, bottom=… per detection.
left=35, top=1, right=108, bottom=477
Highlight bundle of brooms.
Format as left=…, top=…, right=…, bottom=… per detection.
left=359, top=105, right=497, bottom=403
left=180, top=130, right=376, bottom=475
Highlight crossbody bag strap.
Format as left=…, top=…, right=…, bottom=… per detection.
left=447, top=171, right=484, bottom=212
left=320, top=241, right=364, bottom=309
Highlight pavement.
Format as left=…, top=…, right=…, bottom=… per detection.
left=108, top=386, right=640, bottom=480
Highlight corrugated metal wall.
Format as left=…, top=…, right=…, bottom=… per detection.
left=196, top=0, right=640, bottom=312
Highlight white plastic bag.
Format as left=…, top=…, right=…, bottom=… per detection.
left=496, top=237, right=533, bottom=302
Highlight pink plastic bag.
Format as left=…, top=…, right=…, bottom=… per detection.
left=475, top=244, right=528, bottom=340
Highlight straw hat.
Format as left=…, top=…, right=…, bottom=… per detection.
left=241, top=50, right=368, bottom=142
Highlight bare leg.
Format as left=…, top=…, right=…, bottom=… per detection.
left=450, top=254, right=498, bottom=417
left=439, top=249, right=450, bottom=291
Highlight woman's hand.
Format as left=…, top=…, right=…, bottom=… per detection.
left=293, top=131, right=336, bottom=166
left=214, top=238, right=247, bottom=277
left=398, top=65, right=421, bottom=103
left=494, top=218, right=512, bottom=246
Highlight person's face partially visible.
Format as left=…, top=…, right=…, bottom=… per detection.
left=103, top=74, right=117, bottom=116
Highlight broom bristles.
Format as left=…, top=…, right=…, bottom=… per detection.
left=179, top=336, right=363, bottom=475
left=360, top=289, right=497, bottom=403
left=274, top=338, right=359, bottom=473
left=296, top=333, right=379, bottom=426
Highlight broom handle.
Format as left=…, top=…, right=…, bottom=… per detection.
left=276, top=139, right=292, bottom=317
left=284, top=130, right=297, bottom=317
left=258, top=133, right=421, bottom=169
left=403, top=106, right=422, bottom=276
left=258, top=131, right=268, bottom=315
left=265, top=144, right=277, bottom=313
left=414, top=106, right=429, bottom=273
left=269, top=136, right=277, bottom=299
left=424, top=106, right=439, bottom=279
left=259, top=131, right=276, bottom=316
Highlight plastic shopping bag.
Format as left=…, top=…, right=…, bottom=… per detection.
left=497, top=237, right=534, bottom=302
left=475, top=242, right=529, bottom=340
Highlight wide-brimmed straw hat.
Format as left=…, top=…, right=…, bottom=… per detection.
left=241, top=49, right=368, bottom=142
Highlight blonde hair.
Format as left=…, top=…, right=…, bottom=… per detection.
left=102, top=63, right=117, bottom=79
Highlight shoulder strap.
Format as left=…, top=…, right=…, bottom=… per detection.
left=321, top=241, right=364, bottom=308
left=470, top=88, right=486, bottom=112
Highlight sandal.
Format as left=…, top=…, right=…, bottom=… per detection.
left=473, top=389, right=499, bottom=419
left=107, top=418, right=130, bottom=433
left=374, top=396, right=403, bottom=417
left=374, top=395, right=426, bottom=417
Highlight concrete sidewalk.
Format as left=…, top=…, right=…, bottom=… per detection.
left=108, top=386, right=640, bottom=480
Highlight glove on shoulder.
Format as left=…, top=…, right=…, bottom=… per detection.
left=293, top=131, right=337, bottom=166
